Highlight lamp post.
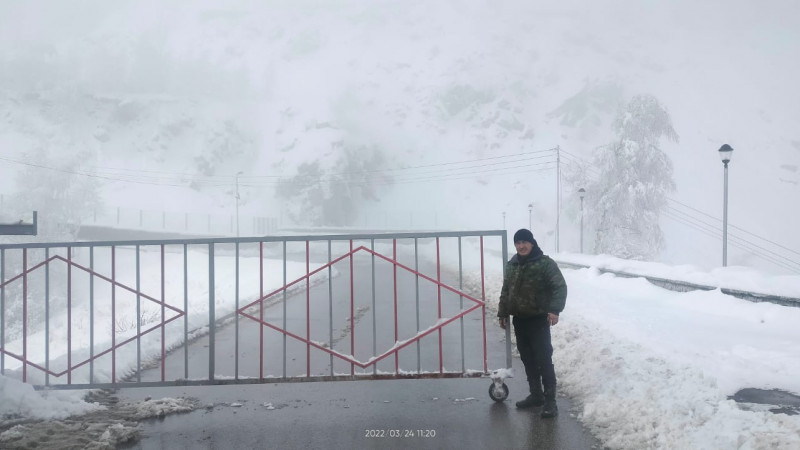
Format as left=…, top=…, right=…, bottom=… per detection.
left=528, top=203, right=533, bottom=229
left=502, top=211, right=506, bottom=229
left=718, top=144, right=733, bottom=267
left=235, top=171, right=243, bottom=237
left=578, top=188, right=585, bottom=253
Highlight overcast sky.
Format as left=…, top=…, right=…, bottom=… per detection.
left=1, top=0, right=798, bottom=273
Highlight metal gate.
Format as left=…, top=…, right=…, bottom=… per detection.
left=0, top=231, right=510, bottom=390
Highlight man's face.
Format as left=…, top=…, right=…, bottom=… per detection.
left=515, top=240, right=533, bottom=256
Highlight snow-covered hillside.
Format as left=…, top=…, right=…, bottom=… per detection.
left=1, top=0, right=798, bottom=272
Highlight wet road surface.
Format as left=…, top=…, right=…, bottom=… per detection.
left=118, top=373, right=603, bottom=450
left=117, top=312, right=604, bottom=450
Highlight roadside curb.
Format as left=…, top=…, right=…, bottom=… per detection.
left=555, top=261, right=800, bottom=308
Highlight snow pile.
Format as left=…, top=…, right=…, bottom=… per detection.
left=552, top=267, right=800, bottom=449
left=0, top=375, right=103, bottom=420
left=556, top=312, right=800, bottom=449
left=125, top=397, right=197, bottom=420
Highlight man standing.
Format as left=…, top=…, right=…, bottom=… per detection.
left=498, top=228, right=567, bottom=418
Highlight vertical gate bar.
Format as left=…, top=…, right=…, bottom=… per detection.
left=282, top=241, right=287, bottom=378
left=235, top=241, right=240, bottom=380
left=160, top=244, right=166, bottom=382
left=67, top=247, right=72, bottom=384
left=414, top=238, right=420, bottom=373
left=111, top=246, right=116, bottom=383
left=46, top=248, right=51, bottom=386
left=349, top=239, right=354, bottom=376
left=259, top=242, right=264, bottom=380
left=136, top=246, right=141, bottom=382
left=183, top=244, right=188, bottom=380
left=22, top=248, right=27, bottom=382
left=393, top=239, right=398, bottom=373
left=88, top=247, right=92, bottom=385
left=436, top=238, right=442, bottom=373
left=328, top=240, right=333, bottom=377
left=208, top=243, right=215, bottom=382
left=371, top=238, right=376, bottom=376
left=458, top=237, right=465, bottom=374
left=0, top=248, right=4, bottom=375
left=501, top=233, right=511, bottom=369
left=306, top=240, right=310, bottom=377
left=480, top=236, right=488, bottom=373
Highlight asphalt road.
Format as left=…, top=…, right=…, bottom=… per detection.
left=115, top=250, right=604, bottom=450
left=117, top=374, right=602, bottom=450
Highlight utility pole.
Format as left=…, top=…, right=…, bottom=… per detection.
left=578, top=188, right=585, bottom=253
left=528, top=203, right=532, bottom=229
left=556, top=146, right=561, bottom=253
left=235, top=171, right=243, bottom=237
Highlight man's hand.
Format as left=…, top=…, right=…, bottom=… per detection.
left=498, top=317, right=507, bottom=329
left=547, top=313, right=559, bottom=326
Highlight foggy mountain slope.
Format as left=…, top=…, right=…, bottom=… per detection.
left=1, top=1, right=798, bottom=271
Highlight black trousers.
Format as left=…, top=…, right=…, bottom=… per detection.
left=512, top=315, right=556, bottom=392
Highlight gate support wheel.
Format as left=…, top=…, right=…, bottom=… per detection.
left=489, top=381, right=509, bottom=402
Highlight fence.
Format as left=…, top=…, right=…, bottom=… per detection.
left=85, top=205, right=278, bottom=236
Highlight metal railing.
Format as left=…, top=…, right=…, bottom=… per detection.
left=0, top=231, right=509, bottom=390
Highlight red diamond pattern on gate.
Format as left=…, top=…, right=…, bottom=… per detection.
left=0, top=255, right=184, bottom=378
left=236, top=245, right=485, bottom=368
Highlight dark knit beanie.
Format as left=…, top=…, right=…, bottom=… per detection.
left=513, top=228, right=535, bottom=245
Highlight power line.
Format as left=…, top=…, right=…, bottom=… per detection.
left=665, top=206, right=800, bottom=272
left=664, top=208, right=800, bottom=273
left=667, top=198, right=800, bottom=258
left=2, top=148, right=559, bottom=187
left=0, top=155, right=195, bottom=187
left=260, top=160, right=559, bottom=187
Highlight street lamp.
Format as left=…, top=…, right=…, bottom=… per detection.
left=528, top=203, right=533, bottom=229
left=502, top=211, right=506, bottom=229
left=578, top=188, right=585, bottom=253
left=235, top=171, right=243, bottom=237
left=718, top=144, right=733, bottom=267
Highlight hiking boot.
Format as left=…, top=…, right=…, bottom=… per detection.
left=515, top=393, right=544, bottom=409
left=541, top=390, right=558, bottom=418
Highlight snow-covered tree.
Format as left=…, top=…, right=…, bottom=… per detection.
left=276, top=144, right=389, bottom=227
left=7, top=149, right=102, bottom=242
left=588, top=94, right=678, bottom=260
left=0, top=149, right=102, bottom=340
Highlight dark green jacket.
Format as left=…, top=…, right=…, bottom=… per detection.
left=497, top=253, right=567, bottom=318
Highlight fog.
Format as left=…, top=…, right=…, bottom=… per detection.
left=1, top=0, right=798, bottom=273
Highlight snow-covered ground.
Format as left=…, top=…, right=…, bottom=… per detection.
left=2, top=249, right=799, bottom=449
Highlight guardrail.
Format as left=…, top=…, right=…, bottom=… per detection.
left=556, top=261, right=800, bottom=308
